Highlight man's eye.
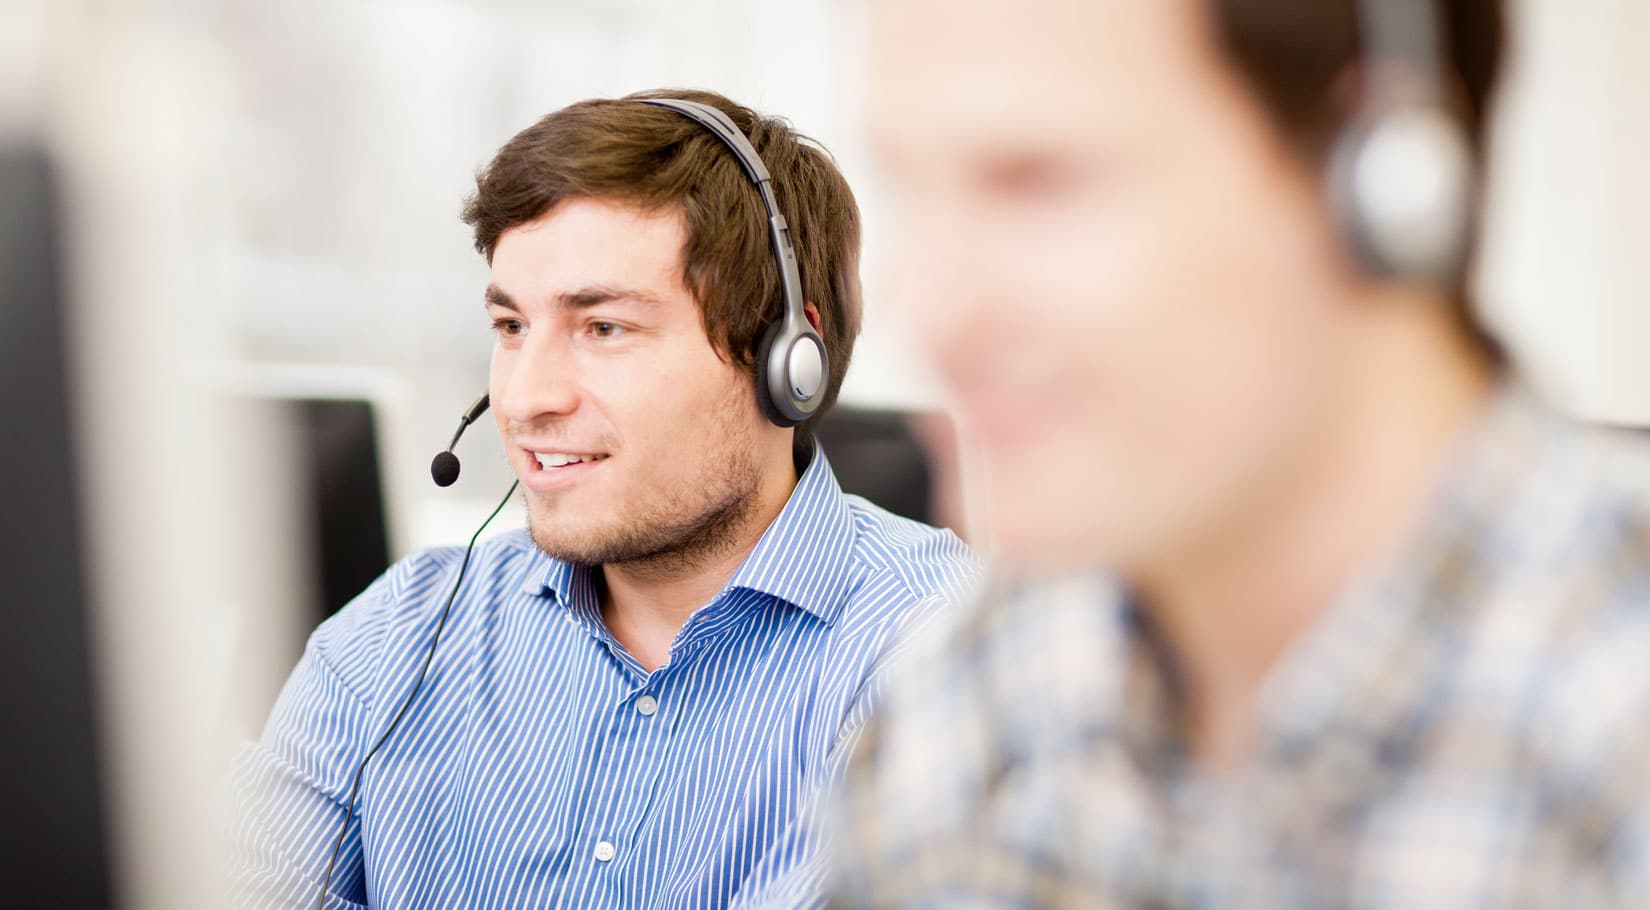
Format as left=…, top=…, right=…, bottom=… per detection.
left=591, top=322, right=624, bottom=338
left=491, top=319, right=524, bottom=337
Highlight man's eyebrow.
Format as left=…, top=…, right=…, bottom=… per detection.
left=555, top=285, right=667, bottom=309
left=484, top=284, right=666, bottom=312
left=483, top=285, right=519, bottom=312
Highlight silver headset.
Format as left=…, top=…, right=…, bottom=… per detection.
left=640, top=97, right=828, bottom=427
left=1328, top=0, right=1476, bottom=287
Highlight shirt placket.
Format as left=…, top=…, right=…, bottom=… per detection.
left=562, top=593, right=753, bottom=907
left=568, top=671, right=680, bottom=906
left=541, top=579, right=662, bottom=906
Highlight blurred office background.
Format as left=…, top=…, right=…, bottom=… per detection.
left=1, top=1, right=1646, bottom=908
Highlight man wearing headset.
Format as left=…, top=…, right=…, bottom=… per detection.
left=826, top=0, right=1650, bottom=905
left=232, top=89, right=975, bottom=909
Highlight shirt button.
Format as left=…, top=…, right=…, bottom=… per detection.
left=635, top=694, right=658, bottom=716
left=594, top=840, right=616, bottom=862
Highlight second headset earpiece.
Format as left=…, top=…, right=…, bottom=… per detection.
left=1327, top=0, right=1475, bottom=289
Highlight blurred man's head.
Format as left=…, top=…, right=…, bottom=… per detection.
left=869, top=0, right=1502, bottom=573
left=464, top=89, right=863, bottom=568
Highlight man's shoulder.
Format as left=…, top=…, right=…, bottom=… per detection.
left=1493, top=419, right=1650, bottom=694
left=795, top=498, right=980, bottom=684
left=1483, top=392, right=1650, bottom=545
left=303, top=528, right=541, bottom=694
left=322, top=526, right=537, bottom=624
left=839, top=495, right=980, bottom=607
left=1403, top=410, right=1650, bottom=813
left=1430, top=395, right=1650, bottom=642
left=1475, top=413, right=1650, bottom=619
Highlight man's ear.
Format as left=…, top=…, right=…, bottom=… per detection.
left=804, top=301, right=824, bottom=337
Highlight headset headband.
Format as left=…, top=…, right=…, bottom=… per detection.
left=639, top=97, right=827, bottom=426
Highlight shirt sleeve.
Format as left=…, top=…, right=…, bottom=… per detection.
left=229, top=571, right=399, bottom=910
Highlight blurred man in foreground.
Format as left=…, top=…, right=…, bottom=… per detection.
left=832, top=0, right=1650, bottom=905
left=233, top=89, right=975, bottom=909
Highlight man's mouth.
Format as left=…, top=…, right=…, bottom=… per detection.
left=532, top=451, right=610, bottom=469
left=519, top=448, right=611, bottom=491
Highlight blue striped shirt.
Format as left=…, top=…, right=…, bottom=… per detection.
left=232, top=448, right=977, bottom=909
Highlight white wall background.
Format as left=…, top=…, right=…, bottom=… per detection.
left=1479, top=0, right=1650, bottom=424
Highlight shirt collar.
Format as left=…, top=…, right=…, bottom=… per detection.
left=519, top=443, right=857, bottom=626
left=723, top=445, right=857, bottom=624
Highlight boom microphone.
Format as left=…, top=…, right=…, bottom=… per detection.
left=430, top=393, right=491, bottom=487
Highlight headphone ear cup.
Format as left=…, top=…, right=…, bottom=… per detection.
left=1327, top=104, right=1474, bottom=285
left=753, top=321, right=800, bottom=428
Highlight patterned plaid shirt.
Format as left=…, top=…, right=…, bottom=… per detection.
left=829, top=385, right=1650, bottom=908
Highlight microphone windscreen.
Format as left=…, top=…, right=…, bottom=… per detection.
left=430, top=451, right=461, bottom=487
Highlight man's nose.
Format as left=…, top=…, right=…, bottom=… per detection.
left=495, top=334, right=581, bottom=426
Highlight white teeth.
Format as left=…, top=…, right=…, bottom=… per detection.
left=533, top=452, right=605, bottom=469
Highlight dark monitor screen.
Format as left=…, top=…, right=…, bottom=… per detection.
left=290, top=397, right=392, bottom=625
left=816, top=408, right=939, bottom=526
left=0, top=144, right=116, bottom=909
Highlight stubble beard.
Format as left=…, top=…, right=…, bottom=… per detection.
left=527, top=394, right=767, bottom=577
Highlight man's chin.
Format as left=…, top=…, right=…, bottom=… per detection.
left=522, top=491, right=594, bottom=535
left=527, top=514, right=660, bottom=567
left=527, top=520, right=598, bottom=566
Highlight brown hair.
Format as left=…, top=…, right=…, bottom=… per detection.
left=461, top=88, right=864, bottom=434
left=1209, top=0, right=1503, bottom=157
left=1208, top=0, right=1506, bottom=357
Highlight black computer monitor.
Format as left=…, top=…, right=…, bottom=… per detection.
left=0, top=143, right=116, bottom=908
left=290, top=397, right=393, bottom=623
left=816, top=408, right=943, bottom=527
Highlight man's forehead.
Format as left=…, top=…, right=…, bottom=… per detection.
left=496, top=196, right=684, bottom=247
left=489, top=198, right=689, bottom=292
left=867, top=0, right=1236, bottom=172
left=495, top=199, right=689, bottom=270
left=866, top=0, right=1211, bottom=119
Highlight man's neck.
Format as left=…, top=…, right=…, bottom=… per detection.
left=600, top=455, right=800, bottom=673
left=1136, top=302, right=1496, bottom=770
